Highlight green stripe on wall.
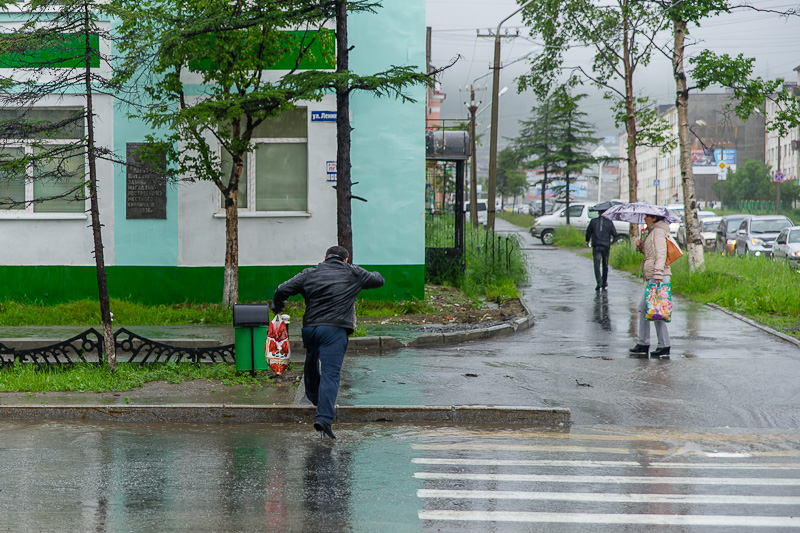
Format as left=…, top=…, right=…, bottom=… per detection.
left=0, top=264, right=423, bottom=304
left=188, top=29, right=334, bottom=71
left=0, top=33, right=101, bottom=69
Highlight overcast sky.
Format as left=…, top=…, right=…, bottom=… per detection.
left=426, top=0, right=800, bottom=153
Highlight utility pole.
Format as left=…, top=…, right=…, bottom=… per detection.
left=467, top=86, right=479, bottom=229
left=481, top=0, right=535, bottom=231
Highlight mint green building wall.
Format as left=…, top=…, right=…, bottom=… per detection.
left=349, top=3, right=426, bottom=271
left=112, top=109, right=180, bottom=267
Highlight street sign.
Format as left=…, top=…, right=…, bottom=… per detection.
left=312, top=111, right=337, bottom=122
left=592, top=145, right=611, bottom=159
left=718, top=162, right=726, bottom=169
left=775, top=171, right=784, bottom=183
left=653, top=179, right=660, bottom=186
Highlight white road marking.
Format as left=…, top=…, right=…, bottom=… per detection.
left=413, top=472, right=800, bottom=485
left=412, top=443, right=800, bottom=457
left=417, top=489, right=800, bottom=505
left=411, top=457, right=800, bottom=470
left=418, top=510, right=800, bottom=527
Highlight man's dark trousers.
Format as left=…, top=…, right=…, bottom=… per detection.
left=301, top=325, right=349, bottom=424
left=593, top=245, right=611, bottom=288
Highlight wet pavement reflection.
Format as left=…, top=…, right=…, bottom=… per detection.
left=2, top=421, right=799, bottom=532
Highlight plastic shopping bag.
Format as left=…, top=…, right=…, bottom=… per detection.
left=644, top=281, right=672, bottom=322
left=266, top=313, right=290, bottom=374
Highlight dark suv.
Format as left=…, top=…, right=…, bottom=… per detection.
left=715, top=214, right=752, bottom=255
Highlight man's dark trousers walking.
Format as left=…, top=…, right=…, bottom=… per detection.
left=301, top=325, right=348, bottom=425
left=592, top=245, right=611, bottom=290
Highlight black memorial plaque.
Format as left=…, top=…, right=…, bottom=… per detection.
left=126, top=143, right=167, bottom=219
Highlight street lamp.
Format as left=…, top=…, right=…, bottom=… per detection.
left=487, top=0, right=536, bottom=231
left=466, top=88, right=480, bottom=228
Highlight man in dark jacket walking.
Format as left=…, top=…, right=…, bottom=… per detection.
left=272, top=245, right=385, bottom=439
left=585, top=210, right=618, bottom=290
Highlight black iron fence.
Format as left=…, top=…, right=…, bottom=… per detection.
left=0, top=328, right=235, bottom=368
left=463, top=223, right=526, bottom=286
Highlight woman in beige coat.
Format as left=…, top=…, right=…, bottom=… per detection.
left=630, top=214, right=672, bottom=358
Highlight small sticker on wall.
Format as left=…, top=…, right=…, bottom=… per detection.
left=326, top=161, right=337, bottom=182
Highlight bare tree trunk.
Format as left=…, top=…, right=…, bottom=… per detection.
left=623, top=2, right=640, bottom=244
left=222, top=179, right=240, bottom=306
left=335, top=0, right=353, bottom=260
left=672, top=16, right=704, bottom=272
left=84, top=4, right=115, bottom=370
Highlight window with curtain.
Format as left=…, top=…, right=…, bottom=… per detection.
left=219, top=107, right=308, bottom=213
left=0, top=108, right=85, bottom=213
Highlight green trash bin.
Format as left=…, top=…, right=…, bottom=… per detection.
left=232, top=304, right=271, bottom=373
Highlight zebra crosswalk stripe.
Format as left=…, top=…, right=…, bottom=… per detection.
left=414, top=472, right=800, bottom=485
left=412, top=457, right=800, bottom=470
left=417, top=489, right=800, bottom=505
left=418, top=510, right=800, bottom=527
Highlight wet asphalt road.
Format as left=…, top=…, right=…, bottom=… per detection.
left=3, top=219, right=800, bottom=531
left=340, top=219, right=800, bottom=429
left=2, top=421, right=799, bottom=532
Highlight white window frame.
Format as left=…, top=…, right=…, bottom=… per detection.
left=0, top=138, right=88, bottom=218
left=217, top=136, right=310, bottom=218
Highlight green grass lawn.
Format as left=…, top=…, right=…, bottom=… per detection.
left=0, top=362, right=296, bottom=393
left=497, top=211, right=534, bottom=228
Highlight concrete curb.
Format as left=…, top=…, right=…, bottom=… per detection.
left=706, top=303, right=800, bottom=348
left=349, top=297, right=535, bottom=353
left=0, top=404, right=570, bottom=426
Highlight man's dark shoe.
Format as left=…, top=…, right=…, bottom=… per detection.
left=629, top=344, right=649, bottom=357
left=651, top=346, right=671, bottom=359
left=595, top=285, right=601, bottom=291
left=314, top=420, right=336, bottom=439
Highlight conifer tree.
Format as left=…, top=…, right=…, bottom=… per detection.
left=0, top=0, right=119, bottom=368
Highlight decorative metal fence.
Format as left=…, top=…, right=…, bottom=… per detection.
left=733, top=200, right=792, bottom=215
left=0, top=328, right=235, bottom=368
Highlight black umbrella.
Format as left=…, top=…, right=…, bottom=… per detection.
left=589, top=200, right=622, bottom=212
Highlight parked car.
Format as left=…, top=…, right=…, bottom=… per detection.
left=771, top=226, right=800, bottom=266
left=676, top=210, right=717, bottom=247
left=734, top=215, right=794, bottom=257
left=530, top=202, right=629, bottom=245
left=697, top=217, right=721, bottom=251
left=715, top=214, right=753, bottom=255
left=465, top=200, right=488, bottom=225
left=667, top=203, right=685, bottom=239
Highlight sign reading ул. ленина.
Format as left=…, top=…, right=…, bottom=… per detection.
left=126, top=143, right=167, bottom=219
left=311, top=111, right=337, bottom=122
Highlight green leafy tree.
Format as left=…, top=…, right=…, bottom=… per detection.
left=518, top=0, right=673, bottom=216
left=114, top=0, right=341, bottom=306
left=0, top=0, right=119, bottom=368
left=646, top=0, right=800, bottom=273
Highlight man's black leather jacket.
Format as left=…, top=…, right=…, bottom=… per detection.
left=272, top=258, right=385, bottom=334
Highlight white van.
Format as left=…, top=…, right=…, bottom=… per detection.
left=465, top=200, right=488, bottom=225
